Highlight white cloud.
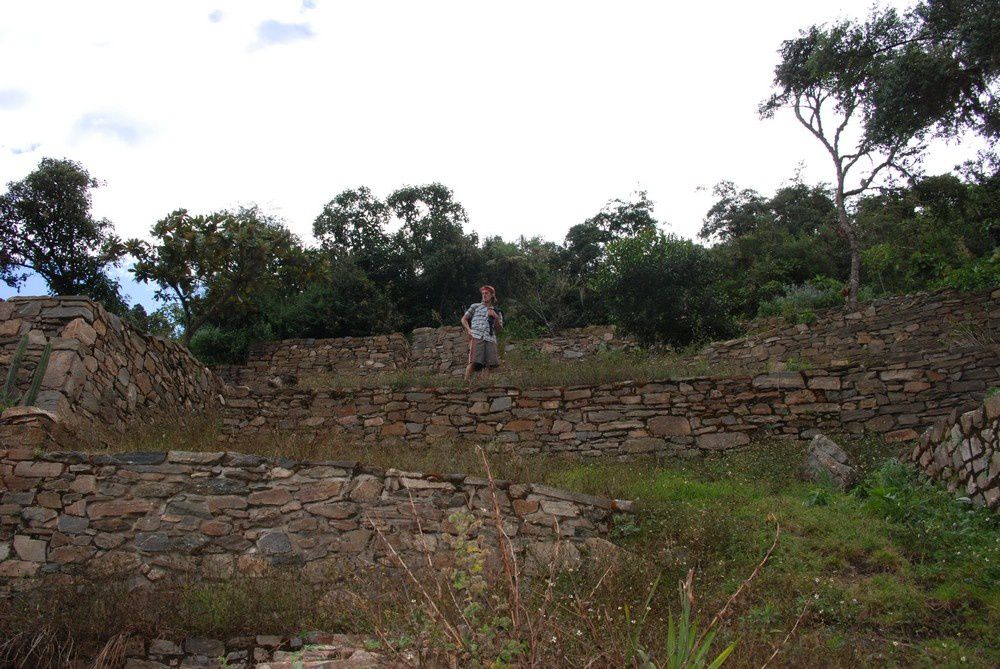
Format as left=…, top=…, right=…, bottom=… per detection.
left=0, top=89, right=28, bottom=109
left=253, top=19, right=314, bottom=48
left=73, top=113, right=151, bottom=145
left=8, top=142, right=41, bottom=155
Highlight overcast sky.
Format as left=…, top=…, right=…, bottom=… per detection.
left=0, top=0, right=985, bottom=304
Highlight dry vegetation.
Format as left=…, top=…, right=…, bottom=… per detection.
left=17, top=428, right=997, bottom=668
left=296, top=347, right=768, bottom=392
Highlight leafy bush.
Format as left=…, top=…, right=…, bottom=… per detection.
left=188, top=322, right=273, bottom=365
left=593, top=230, right=739, bottom=347
left=934, top=251, right=1000, bottom=291
left=854, top=460, right=1000, bottom=573
left=795, top=310, right=817, bottom=325
left=756, top=276, right=845, bottom=321
left=498, top=316, right=546, bottom=342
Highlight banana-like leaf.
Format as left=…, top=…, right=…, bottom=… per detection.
left=22, top=342, right=52, bottom=406
left=2, top=334, right=29, bottom=404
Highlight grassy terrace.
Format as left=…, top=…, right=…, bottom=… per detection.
left=7, top=430, right=998, bottom=667
left=295, top=346, right=771, bottom=391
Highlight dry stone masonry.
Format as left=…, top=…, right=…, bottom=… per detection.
left=410, top=324, right=640, bottom=376
left=0, top=296, right=221, bottom=442
left=214, top=333, right=411, bottom=388
left=2, top=288, right=998, bottom=510
left=911, top=395, right=1000, bottom=509
left=120, top=633, right=393, bottom=668
left=700, top=287, right=999, bottom=367
left=217, top=324, right=640, bottom=387
left=0, top=447, right=633, bottom=593
left=219, top=353, right=998, bottom=457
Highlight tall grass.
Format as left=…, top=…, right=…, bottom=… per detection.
left=297, top=347, right=766, bottom=391
left=16, top=437, right=999, bottom=666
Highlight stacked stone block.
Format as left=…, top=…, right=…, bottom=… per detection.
left=0, top=296, right=222, bottom=441
left=119, top=633, right=391, bottom=668
left=700, top=287, right=999, bottom=366
left=911, top=395, right=1000, bottom=509
left=0, top=448, right=633, bottom=593
left=218, top=325, right=642, bottom=386
left=219, top=348, right=999, bottom=457
left=409, top=324, right=640, bottom=377
left=215, top=334, right=411, bottom=388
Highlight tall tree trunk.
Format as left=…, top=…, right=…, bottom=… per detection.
left=833, top=185, right=860, bottom=307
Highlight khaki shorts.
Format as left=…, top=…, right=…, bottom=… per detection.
left=469, top=339, right=500, bottom=369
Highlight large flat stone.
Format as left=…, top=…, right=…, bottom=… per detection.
left=696, top=432, right=751, bottom=450
left=648, top=415, right=692, bottom=436
left=752, top=372, right=805, bottom=389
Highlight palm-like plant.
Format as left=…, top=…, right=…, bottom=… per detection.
left=1, top=334, right=52, bottom=410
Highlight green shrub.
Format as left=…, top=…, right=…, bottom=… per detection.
left=189, top=322, right=274, bottom=365
left=593, top=230, right=739, bottom=347
left=795, top=310, right=817, bottom=325
left=935, top=251, right=1000, bottom=291
left=854, top=459, right=1000, bottom=571
left=757, top=276, right=845, bottom=322
left=498, top=317, right=546, bottom=342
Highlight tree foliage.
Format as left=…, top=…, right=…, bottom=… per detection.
left=703, top=179, right=846, bottom=317
left=593, top=230, right=738, bottom=347
left=866, top=0, right=1000, bottom=142
left=9, top=149, right=997, bottom=365
left=127, top=206, right=304, bottom=345
left=0, top=157, right=127, bottom=311
left=762, top=8, right=931, bottom=305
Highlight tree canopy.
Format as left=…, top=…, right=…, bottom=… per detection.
left=762, top=8, right=930, bottom=305
left=865, top=0, right=1000, bottom=143
left=0, top=157, right=127, bottom=311
left=127, top=206, right=305, bottom=345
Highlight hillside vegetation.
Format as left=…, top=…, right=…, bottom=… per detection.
left=7, top=432, right=998, bottom=668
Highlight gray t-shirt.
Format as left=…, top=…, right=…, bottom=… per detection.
left=464, top=302, right=503, bottom=342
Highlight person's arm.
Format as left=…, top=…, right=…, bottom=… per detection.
left=461, top=306, right=474, bottom=337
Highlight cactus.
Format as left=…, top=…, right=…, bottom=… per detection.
left=1, top=334, right=52, bottom=409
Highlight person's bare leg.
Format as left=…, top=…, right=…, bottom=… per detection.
left=483, top=366, right=492, bottom=380
left=465, top=339, right=475, bottom=381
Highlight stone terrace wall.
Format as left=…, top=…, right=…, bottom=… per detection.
left=0, top=448, right=632, bottom=593
left=700, top=288, right=999, bottom=366
left=111, top=633, right=391, bottom=668
left=218, top=325, right=643, bottom=386
left=911, top=395, right=1000, bottom=510
left=220, top=341, right=999, bottom=457
left=215, top=333, right=411, bottom=388
left=0, top=297, right=221, bottom=442
left=409, top=326, right=469, bottom=376
left=410, top=325, right=640, bottom=377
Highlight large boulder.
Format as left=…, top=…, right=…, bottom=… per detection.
left=805, top=434, right=858, bottom=490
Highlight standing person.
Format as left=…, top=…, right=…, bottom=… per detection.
left=461, top=285, right=503, bottom=381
